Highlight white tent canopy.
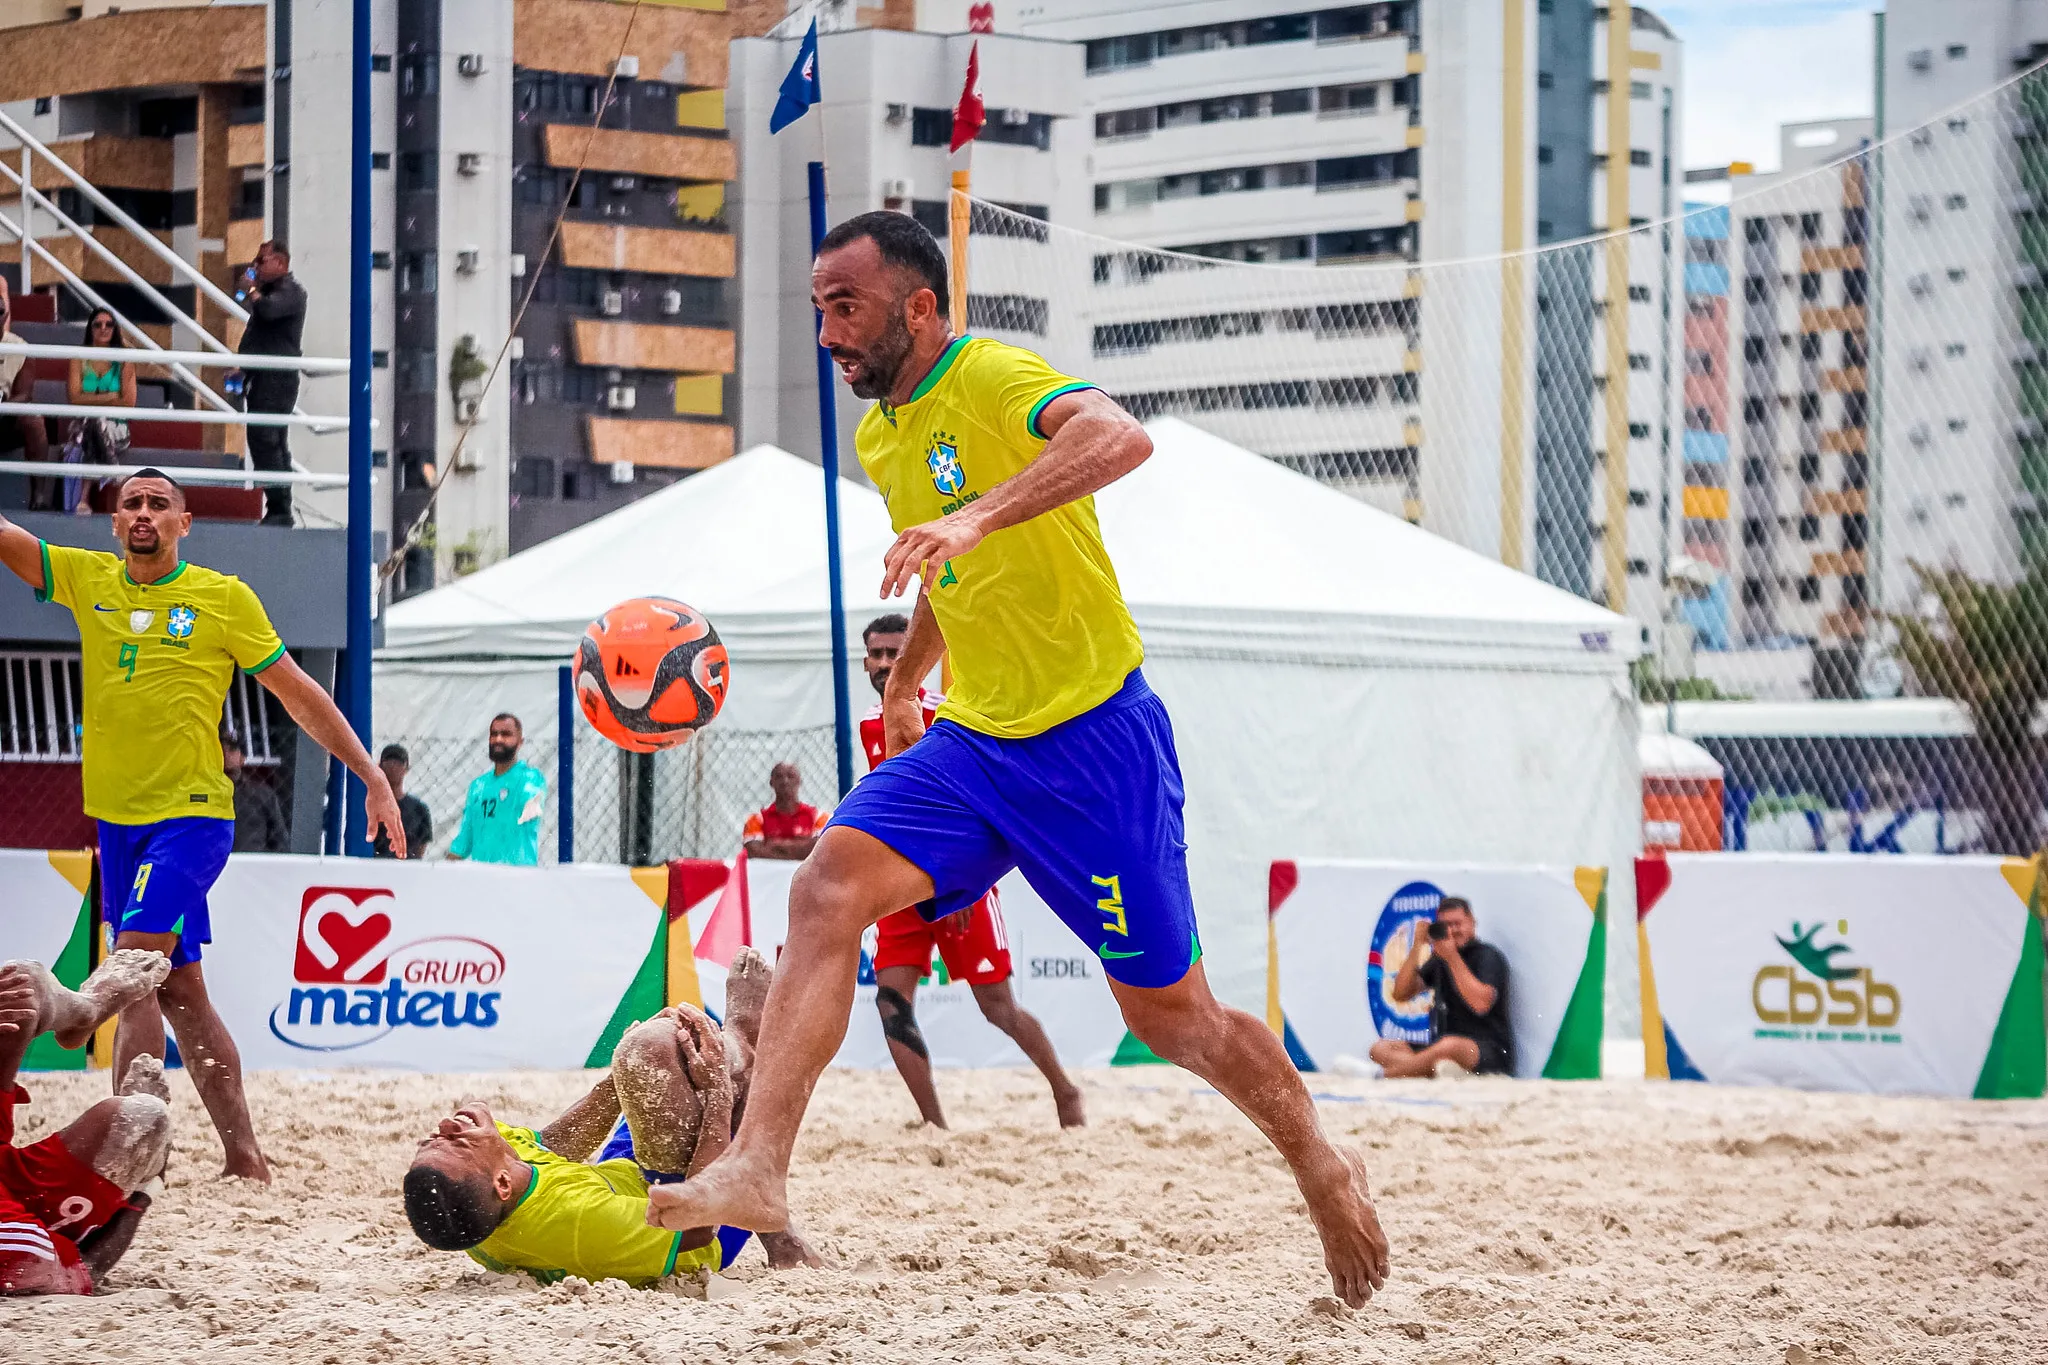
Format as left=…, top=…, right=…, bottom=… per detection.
left=377, top=421, right=1642, bottom=1020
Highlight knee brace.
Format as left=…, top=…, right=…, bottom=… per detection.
left=874, top=986, right=929, bottom=1061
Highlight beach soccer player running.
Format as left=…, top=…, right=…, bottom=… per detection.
left=1, top=949, right=177, bottom=1296
left=0, top=470, right=405, bottom=1180
left=649, top=213, right=1390, bottom=1308
left=857, top=613, right=1083, bottom=1130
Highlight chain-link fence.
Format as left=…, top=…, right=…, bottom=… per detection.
left=391, top=724, right=838, bottom=866
left=941, top=60, right=2048, bottom=857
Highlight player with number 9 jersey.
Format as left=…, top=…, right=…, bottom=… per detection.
left=0, top=469, right=405, bottom=1182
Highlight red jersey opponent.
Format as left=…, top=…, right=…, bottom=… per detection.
left=858, top=614, right=1082, bottom=1129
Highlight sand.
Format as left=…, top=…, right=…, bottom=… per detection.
left=3, top=1066, right=2043, bottom=1364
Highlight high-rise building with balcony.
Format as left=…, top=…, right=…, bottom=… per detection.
left=1878, top=0, right=2048, bottom=601
left=1715, top=121, right=1876, bottom=686
left=281, top=0, right=740, bottom=596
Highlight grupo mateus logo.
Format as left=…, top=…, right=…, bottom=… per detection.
left=268, top=887, right=505, bottom=1051
left=1365, top=880, right=1441, bottom=1045
left=1751, top=919, right=1902, bottom=1041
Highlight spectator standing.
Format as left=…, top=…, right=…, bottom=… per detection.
left=374, top=743, right=435, bottom=859
left=447, top=715, right=546, bottom=866
left=741, top=762, right=827, bottom=860
left=0, top=276, right=54, bottom=510
left=62, top=308, right=134, bottom=514
left=1371, top=896, right=1514, bottom=1078
left=232, top=241, right=307, bottom=526
left=222, top=734, right=289, bottom=853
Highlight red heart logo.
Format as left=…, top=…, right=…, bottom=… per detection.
left=319, top=910, right=393, bottom=981
left=295, top=886, right=397, bottom=983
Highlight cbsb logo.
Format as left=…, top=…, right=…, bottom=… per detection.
left=268, top=886, right=505, bottom=1051
left=1366, top=881, right=1441, bottom=1044
left=1751, top=920, right=1901, bottom=1036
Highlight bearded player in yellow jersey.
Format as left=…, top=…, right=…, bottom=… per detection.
left=0, top=470, right=404, bottom=1181
left=649, top=213, right=1389, bottom=1307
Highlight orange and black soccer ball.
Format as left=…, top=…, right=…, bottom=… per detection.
left=574, top=597, right=729, bottom=752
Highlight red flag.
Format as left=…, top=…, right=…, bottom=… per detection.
left=950, top=41, right=985, bottom=153
left=967, top=1, right=994, bottom=33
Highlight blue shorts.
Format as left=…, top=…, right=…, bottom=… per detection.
left=599, top=1120, right=754, bottom=1269
left=97, top=817, right=234, bottom=968
left=828, top=670, right=1201, bottom=990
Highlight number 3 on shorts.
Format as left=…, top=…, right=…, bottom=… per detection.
left=132, top=862, right=153, bottom=903
left=117, top=641, right=139, bottom=681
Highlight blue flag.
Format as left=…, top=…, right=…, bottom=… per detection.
left=770, top=20, right=821, bottom=134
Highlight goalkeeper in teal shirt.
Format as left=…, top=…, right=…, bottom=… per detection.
left=446, top=714, right=547, bottom=866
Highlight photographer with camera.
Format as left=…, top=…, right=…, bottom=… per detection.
left=1369, top=896, right=1514, bottom=1079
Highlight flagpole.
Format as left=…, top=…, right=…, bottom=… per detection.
left=808, top=157, right=856, bottom=802
left=949, top=163, right=969, bottom=337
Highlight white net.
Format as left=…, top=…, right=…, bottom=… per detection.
left=945, top=65, right=2048, bottom=864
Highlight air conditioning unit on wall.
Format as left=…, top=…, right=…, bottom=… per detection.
left=606, top=384, right=637, bottom=412
left=600, top=289, right=624, bottom=316
left=609, top=461, right=636, bottom=484
left=456, top=396, right=484, bottom=426
left=1001, top=107, right=1029, bottom=126
left=455, top=246, right=480, bottom=274
left=457, top=152, right=483, bottom=177
left=660, top=288, right=683, bottom=316
left=457, top=53, right=487, bottom=78
left=883, top=178, right=912, bottom=201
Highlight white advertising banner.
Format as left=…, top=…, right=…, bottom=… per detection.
left=203, top=856, right=668, bottom=1071
left=3, top=849, right=93, bottom=968
left=1638, top=854, right=2042, bottom=1098
left=690, top=857, right=1131, bottom=1071
left=1271, top=861, right=1607, bottom=1079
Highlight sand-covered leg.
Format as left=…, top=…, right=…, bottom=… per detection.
left=612, top=1007, right=724, bottom=1176
left=1, top=951, right=169, bottom=1052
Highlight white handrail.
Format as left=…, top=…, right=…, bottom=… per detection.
left=0, top=402, right=360, bottom=429
left=0, top=163, right=235, bottom=358
left=0, top=207, right=239, bottom=417
left=0, top=460, right=348, bottom=488
left=0, top=110, right=248, bottom=323
left=0, top=342, right=348, bottom=373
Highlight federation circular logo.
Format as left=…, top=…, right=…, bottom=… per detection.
left=1366, top=880, right=1442, bottom=1044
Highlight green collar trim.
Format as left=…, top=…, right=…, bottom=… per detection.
left=881, top=335, right=972, bottom=423
left=125, top=560, right=188, bottom=589
left=508, top=1160, right=541, bottom=1214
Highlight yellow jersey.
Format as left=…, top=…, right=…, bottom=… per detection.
left=856, top=336, right=1144, bottom=738
left=467, top=1125, right=722, bottom=1288
left=37, top=543, right=285, bottom=825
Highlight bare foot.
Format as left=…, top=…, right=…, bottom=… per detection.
left=63, top=950, right=172, bottom=1048
left=724, top=946, right=772, bottom=1048
left=760, top=1225, right=826, bottom=1270
left=1301, top=1145, right=1390, bottom=1309
left=119, top=1054, right=171, bottom=1103
left=1054, top=1083, right=1086, bottom=1129
left=221, top=1153, right=272, bottom=1183
left=646, top=1149, right=788, bottom=1234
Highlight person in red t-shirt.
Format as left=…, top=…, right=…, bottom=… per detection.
left=742, top=762, right=830, bottom=860
left=1, top=950, right=177, bottom=1297
left=857, top=614, right=1083, bottom=1129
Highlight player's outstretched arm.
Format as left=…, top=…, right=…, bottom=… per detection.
left=878, top=388, right=1151, bottom=598
left=539, top=1074, right=623, bottom=1162
left=253, top=653, right=407, bottom=856
left=0, top=513, right=46, bottom=594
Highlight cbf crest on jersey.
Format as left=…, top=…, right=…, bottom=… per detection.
left=167, top=605, right=198, bottom=640
left=927, top=435, right=966, bottom=497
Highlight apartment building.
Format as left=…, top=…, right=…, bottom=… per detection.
left=1708, top=120, right=1876, bottom=699
left=728, top=25, right=1086, bottom=462
left=281, top=0, right=739, bottom=596
left=1878, top=0, right=2048, bottom=606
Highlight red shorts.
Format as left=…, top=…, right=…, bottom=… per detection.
left=0, top=1086, right=126, bottom=1296
left=872, top=889, right=1012, bottom=985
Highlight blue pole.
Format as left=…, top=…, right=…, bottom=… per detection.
left=808, top=160, right=855, bottom=800
left=558, top=664, right=576, bottom=864
left=341, top=0, right=374, bottom=855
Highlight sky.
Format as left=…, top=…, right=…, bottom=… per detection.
left=1660, top=0, right=1884, bottom=177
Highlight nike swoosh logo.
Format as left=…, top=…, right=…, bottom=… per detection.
left=93, top=604, right=117, bottom=612
left=1098, top=946, right=1144, bottom=960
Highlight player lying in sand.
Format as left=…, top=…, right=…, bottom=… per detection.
left=1, top=950, right=176, bottom=1296
left=403, top=947, right=818, bottom=1287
